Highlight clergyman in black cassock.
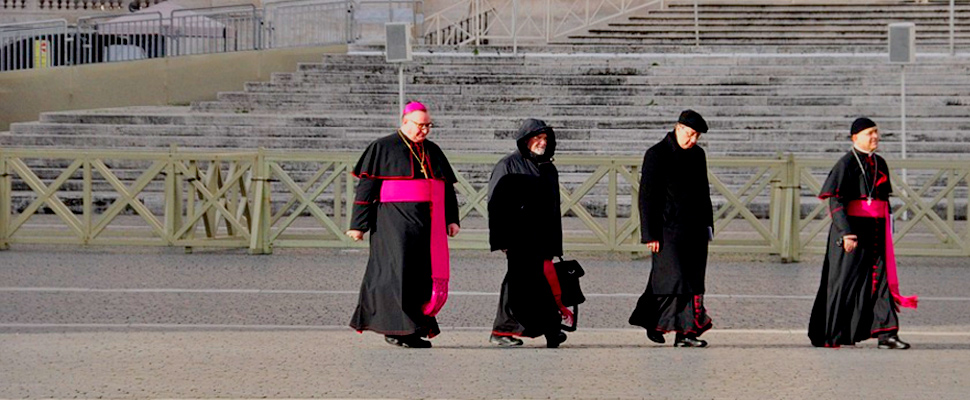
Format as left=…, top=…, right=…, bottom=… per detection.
left=347, top=102, right=460, bottom=349
left=808, top=117, right=917, bottom=350
left=629, top=109, right=714, bottom=348
left=487, top=118, right=571, bottom=348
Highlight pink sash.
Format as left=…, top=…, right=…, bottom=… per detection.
left=846, top=199, right=918, bottom=309
left=380, top=179, right=450, bottom=316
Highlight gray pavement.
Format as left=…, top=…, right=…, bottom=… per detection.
left=1, top=245, right=968, bottom=399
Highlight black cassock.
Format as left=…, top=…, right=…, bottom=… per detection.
left=809, top=148, right=903, bottom=347
left=488, top=121, right=564, bottom=338
left=348, top=132, right=459, bottom=338
left=629, top=131, right=714, bottom=336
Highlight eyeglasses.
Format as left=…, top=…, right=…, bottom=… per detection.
left=407, top=119, right=434, bottom=130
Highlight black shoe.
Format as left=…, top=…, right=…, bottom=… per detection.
left=674, top=334, right=708, bottom=348
left=878, top=336, right=910, bottom=350
left=545, top=331, right=567, bottom=348
left=646, top=330, right=666, bottom=344
left=385, top=335, right=432, bottom=348
left=489, top=334, right=524, bottom=347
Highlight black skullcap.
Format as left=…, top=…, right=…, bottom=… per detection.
left=850, top=117, right=877, bottom=137
left=678, top=109, right=708, bottom=134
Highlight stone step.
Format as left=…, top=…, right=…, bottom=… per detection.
left=12, top=121, right=970, bottom=142
left=336, top=50, right=970, bottom=65
left=7, top=132, right=970, bottom=156
left=194, top=102, right=970, bottom=118
left=25, top=112, right=970, bottom=132
left=213, top=92, right=970, bottom=108
left=244, top=82, right=970, bottom=97
left=270, top=72, right=970, bottom=86
left=300, top=61, right=970, bottom=75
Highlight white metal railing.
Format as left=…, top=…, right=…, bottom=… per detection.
left=170, top=5, right=261, bottom=56
left=0, top=19, right=69, bottom=71
left=423, top=0, right=663, bottom=49
left=0, top=0, right=367, bottom=72
left=264, top=0, right=355, bottom=49
left=353, top=0, right=423, bottom=43
left=75, top=12, right=165, bottom=64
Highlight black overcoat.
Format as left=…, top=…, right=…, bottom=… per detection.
left=638, top=131, right=714, bottom=295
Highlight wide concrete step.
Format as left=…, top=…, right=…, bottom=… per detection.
left=213, top=92, right=970, bottom=108
left=245, top=82, right=970, bottom=98
left=24, top=111, right=970, bottom=132
left=195, top=101, right=970, bottom=118
left=300, top=61, right=970, bottom=75
left=271, top=72, right=970, bottom=87
left=10, top=121, right=970, bottom=144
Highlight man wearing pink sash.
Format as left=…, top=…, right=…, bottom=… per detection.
left=809, top=117, right=918, bottom=349
left=347, top=102, right=460, bottom=348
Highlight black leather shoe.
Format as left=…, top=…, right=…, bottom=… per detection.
left=545, top=331, right=567, bottom=348
left=385, top=335, right=432, bottom=348
left=674, top=334, right=708, bottom=348
left=646, top=330, right=666, bottom=344
left=878, top=336, right=910, bottom=350
left=489, top=334, right=524, bottom=347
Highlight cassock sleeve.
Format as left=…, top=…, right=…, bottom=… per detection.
left=350, top=142, right=384, bottom=232
left=819, top=158, right=853, bottom=237
left=445, top=182, right=459, bottom=227
left=434, top=148, right=460, bottom=227
left=350, top=178, right=381, bottom=232
left=701, top=150, right=715, bottom=232
left=486, top=162, right=512, bottom=251
left=639, top=148, right=665, bottom=244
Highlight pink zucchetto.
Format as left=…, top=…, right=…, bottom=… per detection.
left=402, top=101, right=427, bottom=117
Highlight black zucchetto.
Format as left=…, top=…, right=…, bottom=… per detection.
left=850, top=117, right=877, bottom=137
left=677, top=109, right=708, bottom=134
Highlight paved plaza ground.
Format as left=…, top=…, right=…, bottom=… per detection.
left=1, top=246, right=968, bottom=398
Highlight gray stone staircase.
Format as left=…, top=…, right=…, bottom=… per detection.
left=562, top=1, right=970, bottom=49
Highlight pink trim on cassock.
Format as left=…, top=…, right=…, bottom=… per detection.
left=380, top=179, right=450, bottom=317
left=847, top=199, right=919, bottom=309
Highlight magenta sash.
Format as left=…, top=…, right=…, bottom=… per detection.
left=846, top=199, right=918, bottom=309
left=380, top=179, right=450, bottom=316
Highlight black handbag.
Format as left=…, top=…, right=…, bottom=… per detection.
left=554, top=257, right=585, bottom=332
left=554, top=257, right=586, bottom=307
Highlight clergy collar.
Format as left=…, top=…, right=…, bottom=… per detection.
left=852, top=145, right=874, bottom=155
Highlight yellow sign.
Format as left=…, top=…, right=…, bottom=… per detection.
left=33, top=40, right=49, bottom=69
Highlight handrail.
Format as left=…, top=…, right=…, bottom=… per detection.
left=2, top=147, right=969, bottom=260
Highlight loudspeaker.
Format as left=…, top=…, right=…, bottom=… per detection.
left=385, top=23, right=412, bottom=63
left=888, top=23, right=915, bottom=63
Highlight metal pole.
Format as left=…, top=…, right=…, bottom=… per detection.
left=512, top=0, right=518, bottom=55
left=399, top=63, right=405, bottom=116
left=694, top=0, right=699, bottom=47
left=901, top=64, right=909, bottom=220
left=0, top=149, right=9, bottom=250
left=950, top=0, right=955, bottom=55
left=475, top=0, right=481, bottom=47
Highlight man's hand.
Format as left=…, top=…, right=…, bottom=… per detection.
left=645, top=241, right=660, bottom=253
left=447, top=223, right=460, bottom=237
left=345, top=229, right=363, bottom=241
left=842, top=235, right=858, bottom=252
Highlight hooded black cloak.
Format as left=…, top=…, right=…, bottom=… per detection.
left=488, top=119, right=564, bottom=338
